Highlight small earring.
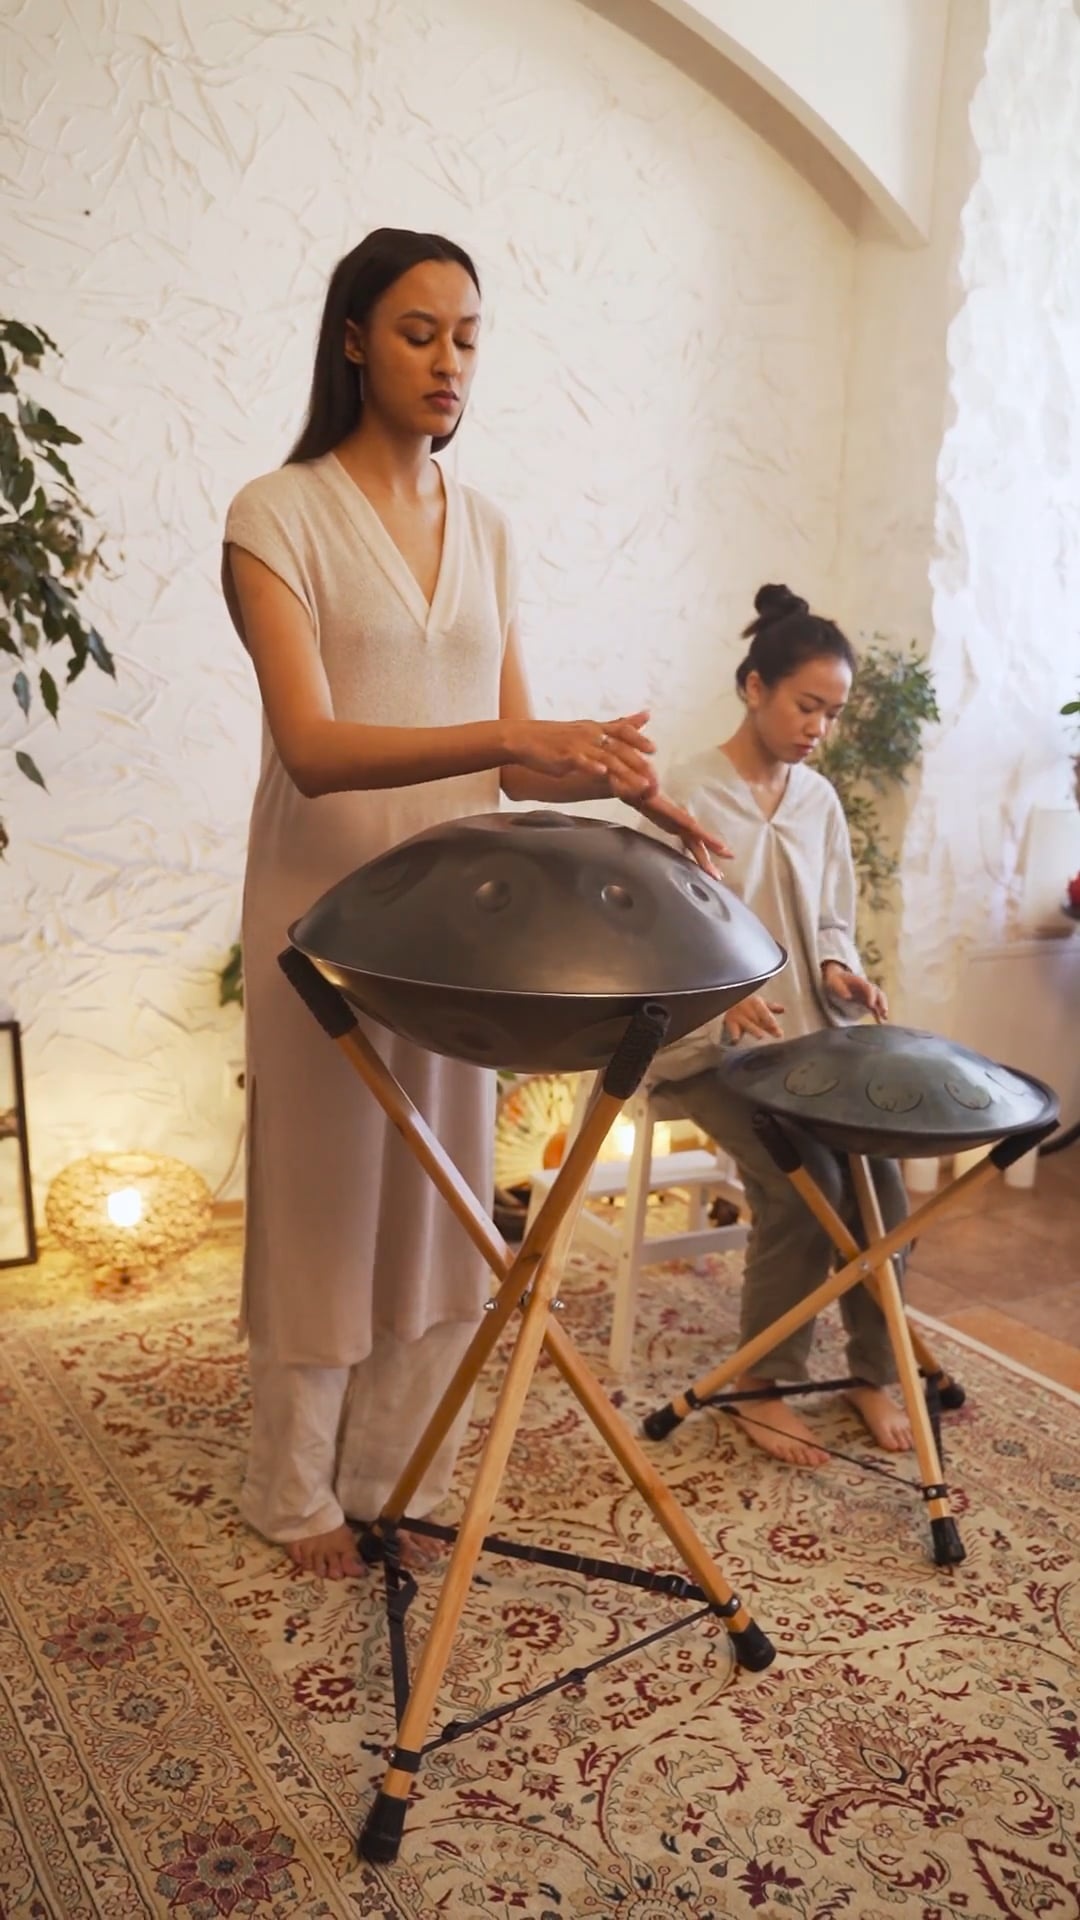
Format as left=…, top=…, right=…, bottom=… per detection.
left=356, top=363, right=365, bottom=404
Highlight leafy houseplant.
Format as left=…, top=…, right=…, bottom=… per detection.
left=218, top=941, right=244, bottom=1010
left=815, top=641, right=940, bottom=979
left=1, top=318, right=114, bottom=853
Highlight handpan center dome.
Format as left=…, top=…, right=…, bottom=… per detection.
left=289, top=809, right=786, bottom=1071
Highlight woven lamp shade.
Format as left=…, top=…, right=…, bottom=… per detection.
left=45, top=1152, right=212, bottom=1284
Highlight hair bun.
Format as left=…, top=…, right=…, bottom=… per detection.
left=754, top=583, right=809, bottom=626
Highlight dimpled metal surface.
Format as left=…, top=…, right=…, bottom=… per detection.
left=720, top=1023, right=1059, bottom=1159
left=289, top=809, right=786, bottom=1070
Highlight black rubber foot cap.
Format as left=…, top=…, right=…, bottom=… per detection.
left=938, top=1379, right=966, bottom=1411
left=730, top=1622, right=776, bottom=1671
left=931, top=1516, right=966, bottom=1567
left=643, top=1403, right=681, bottom=1442
left=359, top=1791, right=408, bottom=1865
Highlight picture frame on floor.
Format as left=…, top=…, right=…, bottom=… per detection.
left=0, top=1017, right=38, bottom=1269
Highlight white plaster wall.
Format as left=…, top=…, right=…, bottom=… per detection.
left=833, top=0, right=986, bottom=644
left=644, top=0, right=948, bottom=237
left=897, top=0, right=1080, bottom=1027
left=831, top=0, right=990, bottom=991
left=0, top=0, right=854, bottom=1199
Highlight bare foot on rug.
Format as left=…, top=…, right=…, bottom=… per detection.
left=845, top=1385, right=913, bottom=1452
left=286, top=1524, right=367, bottom=1580
left=729, top=1376, right=830, bottom=1468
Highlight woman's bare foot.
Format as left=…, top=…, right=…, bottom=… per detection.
left=728, top=1375, right=830, bottom=1468
left=845, top=1384, right=913, bottom=1451
left=285, top=1522, right=366, bottom=1580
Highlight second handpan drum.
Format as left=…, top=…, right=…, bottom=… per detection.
left=720, top=1023, right=1059, bottom=1160
left=289, top=809, right=786, bottom=1071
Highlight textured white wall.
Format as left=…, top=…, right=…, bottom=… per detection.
left=0, top=0, right=854, bottom=1197
left=830, top=1, right=989, bottom=992
left=833, top=0, right=983, bottom=646
left=896, top=0, right=1080, bottom=1026
left=647, top=0, right=948, bottom=238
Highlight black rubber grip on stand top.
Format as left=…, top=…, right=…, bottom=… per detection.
left=752, top=1109, right=801, bottom=1174
left=728, top=1623, right=777, bottom=1672
left=642, top=1402, right=682, bottom=1442
left=602, top=1002, right=671, bottom=1101
left=358, top=1790, right=409, bottom=1865
left=990, top=1120, right=1059, bottom=1172
left=277, top=948, right=356, bottom=1040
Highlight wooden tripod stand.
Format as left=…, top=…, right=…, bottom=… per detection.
left=280, top=950, right=776, bottom=1866
left=644, top=1106, right=1054, bottom=1566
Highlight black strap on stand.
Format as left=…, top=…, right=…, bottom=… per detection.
left=432, top=1605, right=714, bottom=1753
left=357, top=1515, right=728, bottom=1756
left=697, top=1374, right=951, bottom=1489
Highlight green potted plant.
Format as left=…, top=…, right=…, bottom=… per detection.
left=218, top=941, right=244, bottom=1009
left=816, top=639, right=940, bottom=979
left=1, top=318, right=115, bottom=854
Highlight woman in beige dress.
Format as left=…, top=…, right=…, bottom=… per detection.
left=223, top=228, right=729, bottom=1579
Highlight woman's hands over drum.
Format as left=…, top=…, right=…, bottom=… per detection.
left=723, top=995, right=786, bottom=1043
left=504, top=709, right=657, bottom=789
left=822, top=961, right=889, bottom=1022
left=724, top=967, right=887, bottom=1046
left=503, top=709, right=734, bottom=876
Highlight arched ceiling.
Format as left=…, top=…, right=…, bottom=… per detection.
left=581, top=0, right=947, bottom=244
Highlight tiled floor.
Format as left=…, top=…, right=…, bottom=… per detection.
left=903, top=1146, right=1080, bottom=1392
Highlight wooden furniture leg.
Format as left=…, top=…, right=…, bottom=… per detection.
left=847, top=1152, right=963, bottom=1565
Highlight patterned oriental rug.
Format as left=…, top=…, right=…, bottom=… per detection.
left=1, top=1225, right=1078, bottom=1920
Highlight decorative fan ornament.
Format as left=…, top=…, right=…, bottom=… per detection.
left=494, top=1073, right=581, bottom=1193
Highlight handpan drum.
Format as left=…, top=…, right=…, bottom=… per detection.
left=289, top=809, right=786, bottom=1072
left=720, top=1024, right=1059, bottom=1160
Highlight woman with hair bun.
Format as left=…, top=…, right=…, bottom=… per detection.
left=649, top=584, right=913, bottom=1468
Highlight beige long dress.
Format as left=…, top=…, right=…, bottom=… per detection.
left=223, top=452, right=515, bottom=1383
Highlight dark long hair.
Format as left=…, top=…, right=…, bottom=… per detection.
left=735, top=584, right=856, bottom=693
left=286, top=227, right=481, bottom=463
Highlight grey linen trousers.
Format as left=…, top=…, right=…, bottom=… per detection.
left=651, top=1066, right=910, bottom=1383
